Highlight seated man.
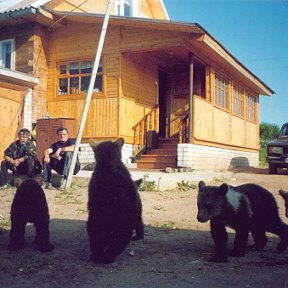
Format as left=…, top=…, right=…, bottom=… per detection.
left=42, top=127, right=80, bottom=189
left=0, top=128, right=38, bottom=189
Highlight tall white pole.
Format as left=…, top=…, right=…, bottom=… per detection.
left=65, top=0, right=113, bottom=188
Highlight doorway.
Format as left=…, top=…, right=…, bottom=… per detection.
left=158, top=70, right=168, bottom=138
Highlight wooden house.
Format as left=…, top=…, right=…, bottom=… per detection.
left=0, top=0, right=274, bottom=169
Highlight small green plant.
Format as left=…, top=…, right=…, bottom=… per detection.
left=163, top=222, right=175, bottom=229
left=0, top=217, right=11, bottom=228
left=176, top=180, right=196, bottom=191
left=76, top=208, right=87, bottom=215
left=138, top=173, right=158, bottom=191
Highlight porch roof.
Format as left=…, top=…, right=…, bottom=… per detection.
left=0, top=7, right=274, bottom=96
left=47, top=10, right=275, bottom=96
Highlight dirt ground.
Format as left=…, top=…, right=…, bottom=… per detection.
left=0, top=167, right=288, bottom=288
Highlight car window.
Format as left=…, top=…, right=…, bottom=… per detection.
left=279, top=124, right=288, bottom=138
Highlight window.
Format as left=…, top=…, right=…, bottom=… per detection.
left=247, top=95, right=256, bottom=122
left=0, top=39, right=14, bottom=69
left=57, top=60, right=103, bottom=95
left=193, top=60, right=206, bottom=99
left=116, top=0, right=138, bottom=17
left=214, top=73, right=228, bottom=109
left=232, top=85, right=243, bottom=116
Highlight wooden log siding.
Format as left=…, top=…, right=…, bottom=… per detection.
left=0, top=84, right=25, bottom=158
left=193, top=96, right=259, bottom=151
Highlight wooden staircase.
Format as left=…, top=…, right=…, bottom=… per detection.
left=136, top=137, right=178, bottom=169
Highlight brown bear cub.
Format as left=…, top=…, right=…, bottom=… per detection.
left=87, top=138, right=139, bottom=264
left=8, top=176, right=54, bottom=252
left=197, top=181, right=288, bottom=262
left=279, top=189, right=288, bottom=217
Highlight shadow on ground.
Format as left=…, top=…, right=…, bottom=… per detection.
left=1, top=219, right=288, bottom=288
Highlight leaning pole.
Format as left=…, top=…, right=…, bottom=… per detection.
left=65, top=0, right=113, bottom=189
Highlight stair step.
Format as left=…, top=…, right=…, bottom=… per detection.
left=137, top=161, right=177, bottom=169
left=140, top=155, right=176, bottom=161
left=146, top=148, right=177, bottom=155
left=135, top=137, right=178, bottom=169
left=157, top=144, right=178, bottom=149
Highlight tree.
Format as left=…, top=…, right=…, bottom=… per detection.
left=260, top=122, right=280, bottom=148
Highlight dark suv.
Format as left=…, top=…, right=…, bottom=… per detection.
left=266, top=122, right=288, bottom=174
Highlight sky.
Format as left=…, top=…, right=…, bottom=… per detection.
left=163, top=0, right=288, bottom=128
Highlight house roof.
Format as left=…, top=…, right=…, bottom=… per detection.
left=0, top=0, right=49, bottom=13
left=0, top=3, right=274, bottom=96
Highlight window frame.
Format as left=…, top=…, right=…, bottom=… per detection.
left=232, top=84, right=244, bottom=117
left=57, top=59, right=104, bottom=97
left=115, top=0, right=138, bottom=17
left=0, top=39, right=15, bottom=69
left=214, top=72, right=229, bottom=110
left=247, top=94, right=257, bottom=122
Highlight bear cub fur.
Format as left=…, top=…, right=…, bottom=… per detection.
left=279, top=189, right=288, bottom=217
left=8, top=176, right=54, bottom=252
left=87, top=138, right=139, bottom=264
left=197, top=181, right=288, bottom=262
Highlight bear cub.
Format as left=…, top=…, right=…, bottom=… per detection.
left=87, top=138, right=139, bottom=264
left=8, top=176, right=54, bottom=252
left=279, top=189, right=288, bottom=217
left=197, top=181, right=288, bottom=262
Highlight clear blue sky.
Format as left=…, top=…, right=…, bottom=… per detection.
left=163, top=0, right=288, bottom=128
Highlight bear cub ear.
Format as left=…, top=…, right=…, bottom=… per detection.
left=279, top=189, right=288, bottom=199
left=89, top=139, right=99, bottom=149
left=218, top=183, right=229, bottom=196
left=198, top=181, right=206, bottom=191
left=134, top=178, right=143, bottom=188
left=115, top=138, right=125, bottom=147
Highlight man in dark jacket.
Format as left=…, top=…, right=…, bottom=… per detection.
left=0, top=128, right=38, bottom=189
left=42, top=127, right=80, bottom=190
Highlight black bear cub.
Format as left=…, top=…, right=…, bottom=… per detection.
left=87, top=138, right=139, bottom=264
left=8, top=176, right=54, bottom=252
left=279, top=189, right=288, bottom=217
left=197, top=181, right=288, bottom=262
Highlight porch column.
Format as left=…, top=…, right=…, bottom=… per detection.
left=189, top=53, right=194, bottom=143
left=23, top=88, right=32, bottom=131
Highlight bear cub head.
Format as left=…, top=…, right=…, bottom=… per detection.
left=89, top=138, right=124, bottom=164
left=197, top=181, right=243, bottom=223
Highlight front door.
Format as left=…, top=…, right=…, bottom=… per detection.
left=158, top=70, right=168, bottom=138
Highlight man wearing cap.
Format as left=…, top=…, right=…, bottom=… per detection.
left=0, top=128, right=38, bottom=189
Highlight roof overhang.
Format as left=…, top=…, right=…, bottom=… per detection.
left=0, top=68, right=39, bottom=87
left=0, top=8, right=274, bottom=96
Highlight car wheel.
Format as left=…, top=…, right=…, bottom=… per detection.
left=269, top=164, right=278, bottom=174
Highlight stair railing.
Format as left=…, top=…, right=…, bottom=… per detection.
left=179, top=114, right=189, bottom=143
left=132, top=104, right=159, bottom=153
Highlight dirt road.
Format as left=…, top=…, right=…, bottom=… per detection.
left=0, top=168, right=288, bottom=288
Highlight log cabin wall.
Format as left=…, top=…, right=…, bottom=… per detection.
left=45, top=19, right=260, bottom=151
left=44, top=0, right=113, bottom=13
left=120, top=53, right=158, bottom=143
left=192, top=80, right=259, bottom=151
left=47, top=23, right=121, bottom=141
left=0, top=23, right=49, bottom=123
left=32, top=24, right=49, bottom=122
left=43, top=0, right=168, bottom=19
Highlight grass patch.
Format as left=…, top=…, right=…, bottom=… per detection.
left=55, top=189, right=82, bottom=205
left=176, top=180, right=196, bottom=191
left=138, top=174, right=160, bottom=192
